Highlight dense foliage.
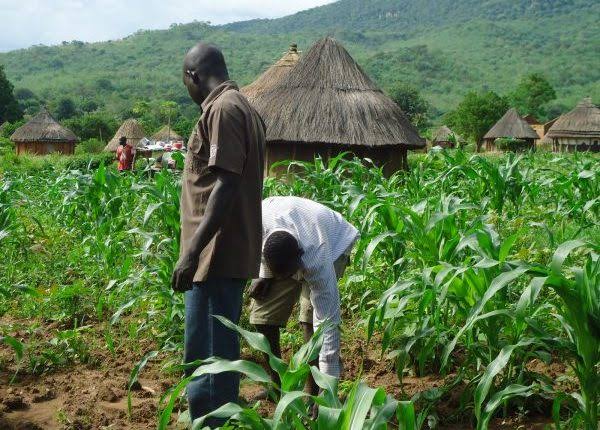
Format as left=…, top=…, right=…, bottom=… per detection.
left=0, top=65, right=22, bottom=123
left=0, top=0, right=598, bottom=119
left=1, top=149, right=598, bottom=428
left=444, top=91, right=509, bottom=152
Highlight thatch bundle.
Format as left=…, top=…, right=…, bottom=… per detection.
left=11, top=107, right=79, bottom=143
left=152, top=125, right=183, bottom=142
left=484, top=108, right=539, bottom=140
left=104, top=119, right=146, bottom=152
left=546, top=98, right=600, bottom=138
left=242, top=44, right=300, bottom=102
left=250, top=37, right=424, bottom=149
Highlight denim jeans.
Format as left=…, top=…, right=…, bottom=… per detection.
left=184, top=278, right=245, bottom=427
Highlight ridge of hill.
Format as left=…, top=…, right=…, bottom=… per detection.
left=0, top=0, right=598, bottom=120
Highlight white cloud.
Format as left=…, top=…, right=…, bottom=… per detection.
left=0, top=0, right=336, bottom=52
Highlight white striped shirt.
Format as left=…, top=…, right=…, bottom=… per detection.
left=259, top=196, right=359, bottom=377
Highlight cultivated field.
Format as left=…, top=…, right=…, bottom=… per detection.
left=0, top=150, right=598, bottom=429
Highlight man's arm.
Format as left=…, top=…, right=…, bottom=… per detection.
left=171, top=167, right=241, bottom=292
left=303, top=253, right=342, bottom=378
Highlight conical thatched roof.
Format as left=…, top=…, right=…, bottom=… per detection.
left=546, top=98, right=600, bottom=139
left=484, top=108, right=539, bottom=140
left=250, top=37, right=425, bottom=149
left=432, top=126, right=459, bottom=143
left=152, top=125, right=183, bottom=142
left=11, top=107, right=79, bottom=143
left=104, top=119, right=146, bottom=152
left=242, top=44, right=301, bottom=102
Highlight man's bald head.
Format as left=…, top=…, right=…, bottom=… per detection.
left=183, top=43, right=229, bottom=106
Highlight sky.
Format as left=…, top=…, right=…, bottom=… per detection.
left=0, top=0, right=336, bottom=52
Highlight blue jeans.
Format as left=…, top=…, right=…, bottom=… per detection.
left=184, top=278, right=245, bottom=426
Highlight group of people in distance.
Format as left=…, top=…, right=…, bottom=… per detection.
left=170, top=42, right=359, bottom=428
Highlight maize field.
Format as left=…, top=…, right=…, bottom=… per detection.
left=0, top=149, right=598, bottom=430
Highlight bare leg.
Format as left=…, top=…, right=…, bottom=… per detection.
left=254, top=324, right=281, bottom=387
left=300, top=322, right=319, bottom=396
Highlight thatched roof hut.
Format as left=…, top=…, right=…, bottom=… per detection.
left=242, top=44, right=300, bottom=103
left=11, top=107, right=79, bottom=155
left=545, top=98, right=600, bottom=152
left=483, top=108, right=538, bottom=151
left=152, top=125, right=183, bottom=142
left=104, top=119, right=146, bottom=152
left=248, top=37, right=425, bottom=175
left=431, top=126, right=460, bottom=149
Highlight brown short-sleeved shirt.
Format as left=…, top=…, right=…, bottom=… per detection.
left=180, top=81, right=266, bottom=282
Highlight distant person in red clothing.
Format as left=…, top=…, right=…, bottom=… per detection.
left=116, top=136, right=135, bottom=171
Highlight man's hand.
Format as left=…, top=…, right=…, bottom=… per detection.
left=172, top=253, right=198, bottom=292
left=248, top=278, right=272, bottom=300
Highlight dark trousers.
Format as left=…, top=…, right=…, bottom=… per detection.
left=184, top=278, right=245, bottom=426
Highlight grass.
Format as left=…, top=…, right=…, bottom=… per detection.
left=0, top=149, right=598, bottom=429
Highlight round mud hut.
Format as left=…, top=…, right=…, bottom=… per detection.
left=104, top=119, right=146, bottom=152
left=247, top=37, right=425, bottom=175
left=152, top=125, right=183, bottom=143
left=431, top=126, right=460, bottom=149
left=242, top=44, right=301, bottom=103
left=483, top=108, right=539, bottom=151
left=545, top=98, right=600, bottom=152
left=10, top=107, right=79, bottom=155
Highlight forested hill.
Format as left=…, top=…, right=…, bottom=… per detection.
left=1, top=0, right=598, bottom=119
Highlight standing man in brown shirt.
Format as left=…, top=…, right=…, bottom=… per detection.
left=171, top=42, right=265, bottom=426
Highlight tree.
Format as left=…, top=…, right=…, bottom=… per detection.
left=445, top=91, right=509, bottom=152
left=0, top=65, right=23, bottom=124
left=159, top=101, right=179, bottom=125
left=388, top=83, right=430, bottom=131
left=55, top=97, right=77, bottom=120
left=63, top=111, right=118, bottom=141
left=510, top=73, right=556, bottom=120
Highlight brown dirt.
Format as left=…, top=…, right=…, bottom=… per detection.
left=0, top=316, right=181, bottom=430
left=0, top=317, right=574, bottom=429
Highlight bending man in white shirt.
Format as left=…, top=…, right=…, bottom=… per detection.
left=249, top=196, right=359, bottom=393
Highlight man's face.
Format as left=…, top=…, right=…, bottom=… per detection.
left=269, top=256, right=302, bottom=280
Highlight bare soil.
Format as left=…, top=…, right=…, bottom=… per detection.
left=0, top=317, right=571, bottom=429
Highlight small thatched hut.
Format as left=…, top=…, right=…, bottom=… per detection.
left=242, top=44, right=300, bottom=103
left=247, top=37, right=425, bottom=175
left=546, top=98, right=600, bottom=152
left=152, top=125, right=183, bottom=143
left=431, top=126, right=460, bottom=149
left=10, top=107, right=79, bottom=155
left=483, top=108, right=539, bottom=151
left=104, top=119, right=146, bottom=152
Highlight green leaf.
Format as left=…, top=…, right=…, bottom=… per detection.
left=310, top=366, right=340, bottom=407
left=1, top=335, right=24, bottom=361
left=551, top=240, right=587, bottom=275
left=499, top=232, right=519, bottom=262
left=143, top=202, right=163, bottom=225
left=272, top=391, right=308, bottom=429
left=215, top=315, right=287, bottom=376
left=340, top=382, right=385, bottom=430
left=128, top=350, right=159, bottom=416
left=397, top=401, right=416, bottom=430
left=478, top=384, right=536, bottom=430
left=362, top=232, right=396, bottom=271
left=192, top=402, right=244, bottom=430
left=474, top=340, right=534, bottom=422
left=318, top=405, right=342, bottom=429
left=190, top=359, right=271, bottom=384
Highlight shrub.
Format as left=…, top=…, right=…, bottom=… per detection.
left=75, top=138, right=105, bottom=154
left=495, top=137, right=532, bottom=152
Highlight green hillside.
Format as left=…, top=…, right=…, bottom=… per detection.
left=0, top=0, right=598, bottom=121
